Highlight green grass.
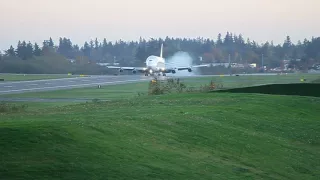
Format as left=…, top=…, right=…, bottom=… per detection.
left=0, top=101, right=78, bottom=111
left=184, top=73, right=320, bottom=88
left=0, top=82, right=149, bottom=100
left=0, top=74, right=75, bottom=81
left=1, top=93, right=319, bottom=179
left=2, top=73, right=319, bottom=100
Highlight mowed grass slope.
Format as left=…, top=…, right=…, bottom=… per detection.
left=1, top=93, right=319, bottom=179
left=184, top=73, right=320, bottom=88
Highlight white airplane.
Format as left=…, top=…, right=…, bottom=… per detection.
left=106, top=44, right=209, bottom=76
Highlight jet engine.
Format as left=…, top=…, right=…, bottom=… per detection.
left=188, top=68, right=192, bottom=72
left=132, top=69, right=137, bottom=74
left=172, top=70, right=176, bottom=74
left=119, top=68, right=123, bottom=73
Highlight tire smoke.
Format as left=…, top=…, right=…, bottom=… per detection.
left=165, top=51, right=199, bottom=76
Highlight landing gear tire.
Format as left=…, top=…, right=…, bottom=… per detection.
left=163, top=73, right=166, bottom=76
left=144, top=73, right=148, bottom=76
left=158, top=73, right=161, bottom=76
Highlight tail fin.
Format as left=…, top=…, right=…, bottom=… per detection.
left=160, top=43, right=163, bottom=58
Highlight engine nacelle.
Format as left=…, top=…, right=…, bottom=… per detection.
left=172, top=70, right=176, bottom=74
left=132, top=69, right=137, bottom=74
left=119, top=68, right=123, bottom=73
left=188, top=68, right=192, bottom=72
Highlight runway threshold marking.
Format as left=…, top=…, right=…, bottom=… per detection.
left=0, top=79, right=149, bottom=94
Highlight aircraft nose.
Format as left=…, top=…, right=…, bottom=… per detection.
left=148, top=61, right=156, bottom=66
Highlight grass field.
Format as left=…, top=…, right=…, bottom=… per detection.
left=0, top=101, right=78, bottom=111
left=2, top=73, right=319, bottom=100
left=0, top=74, right=75, bottom=81
left=1, top=73, right=320, bottom=179
left=183, top=73, right=320, bottom=88
left=1, top=93, right=319, bottom=179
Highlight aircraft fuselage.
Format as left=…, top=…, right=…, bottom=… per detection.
left=144, top=55, right=167, bottom=75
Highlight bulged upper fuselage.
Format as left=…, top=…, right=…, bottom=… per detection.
left=145, top=55, right=165, bottom=72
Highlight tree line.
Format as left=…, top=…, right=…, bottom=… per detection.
left=0, top=33, right=319, bottom=74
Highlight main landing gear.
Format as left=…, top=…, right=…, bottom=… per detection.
left=145, top=73, right=166, bottom=76
left=157, top=73, right=166, bottom=76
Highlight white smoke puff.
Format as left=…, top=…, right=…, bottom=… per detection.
left=165, top=51, right=199, bottom=76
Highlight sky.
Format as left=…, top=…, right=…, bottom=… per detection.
left=0, top=0, right=319, bottom=51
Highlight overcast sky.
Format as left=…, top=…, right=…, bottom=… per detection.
left=0, top=0, right=319, bottom=50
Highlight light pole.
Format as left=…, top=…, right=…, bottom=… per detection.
left=261, top=54, right=264, bottom=72
left=228, top=54, right=232, bottom=75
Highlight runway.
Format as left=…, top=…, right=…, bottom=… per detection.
left=0, top=73, right=278, bottom=96
left=0, top=75, right=153, bottom=95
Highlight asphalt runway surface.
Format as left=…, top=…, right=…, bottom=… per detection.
left=0, top=73, right=278, bottom=95
left=0, top=73, right=278, bottom=102
left=0, top=75, right=154, bottom=95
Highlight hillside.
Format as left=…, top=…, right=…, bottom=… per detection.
left=1, top=93, right=319, bottom=179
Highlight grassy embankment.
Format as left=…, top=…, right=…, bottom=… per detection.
left=1, top=73, right=320, bottom=179
left=1, top=92, right=320, bottom=179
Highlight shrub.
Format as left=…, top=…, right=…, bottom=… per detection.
left=0, top=102, right=28, bottom=113
left=147, top=78, right=224, bottom=95
left=92, top=98, right=101, bottom=103
left=148, top=78, right=187, bottom=95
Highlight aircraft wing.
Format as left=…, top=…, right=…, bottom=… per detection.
left=106, top=66, right=147, bottom=72
left=176, top=64, right=210, bottom=70
left=164, top=64, right=210, bottom=71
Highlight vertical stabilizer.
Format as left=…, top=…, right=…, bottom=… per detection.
left=160, top=43, right=163, bottom=58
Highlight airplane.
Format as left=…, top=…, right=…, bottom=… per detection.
left=106, top=43, right=209, bottom=76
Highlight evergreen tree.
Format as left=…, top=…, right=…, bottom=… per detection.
left=26, top=41, right=34, bottom=59
left=89, top=40, right=94, bottom=49
left=15, top=41, right=23, bottom=58
left=2, top=34, right=320, bottom=72
left=305, top=37, right=320, bottom=60
left=94, top=38, right=99, bottom=50
left=5, top=45, right=16, bottom=57
left=33, top=43, right=41, bottom=56
left=82, top=41, right=91, bottom=57
left=283, top=35, right=293, bottom=59
left=217, top=33, right=223, bottom=46
left=16, top=41, right=28, bottom=60
left=49, top=37, right=54, bottom=47
left=58, top=37, right=74, bottom=58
